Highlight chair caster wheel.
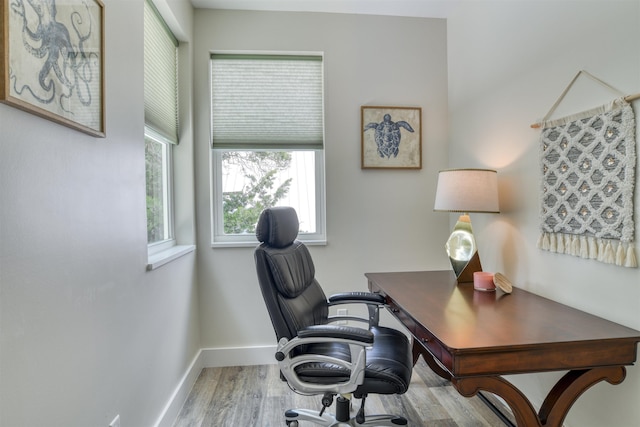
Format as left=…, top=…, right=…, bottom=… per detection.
left=286, top=421, right=298, bottom=427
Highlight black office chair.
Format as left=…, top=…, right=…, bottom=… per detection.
left=254, top=206, right=413, bottom=426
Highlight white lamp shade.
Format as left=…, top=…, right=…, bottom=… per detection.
left=434, top=169, right=499, bottom=213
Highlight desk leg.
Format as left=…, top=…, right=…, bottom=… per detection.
left=412, top=340, right=452, bottom=381
left=453, top=366, right=627, bottom=427
left=411, top=340, right=422, bottom=365
left=454, top=376, right=541, bottom=426
left=538, top=366, right=626, bottom=426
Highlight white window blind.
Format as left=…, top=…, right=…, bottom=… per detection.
left=144, top=0, right=178, bottom=144
left=210, top=54, right=324, bottom=150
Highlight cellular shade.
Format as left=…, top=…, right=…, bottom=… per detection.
left=211, top=54, right=324, bottom=150
left=144, top=0, right=178, bottom=144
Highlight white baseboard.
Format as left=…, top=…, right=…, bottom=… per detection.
left=153, top=349, right=205, bottom=427
left=153, top=345, right=277, bottom=427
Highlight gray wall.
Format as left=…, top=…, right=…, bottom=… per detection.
left=193, top=10, right=451, bottom=351
left=0, top=1, right=199, bottom=426
left=3, top=2, right=638, bottom=426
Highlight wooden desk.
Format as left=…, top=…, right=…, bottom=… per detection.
left=366, top=270, right=640, bottom=427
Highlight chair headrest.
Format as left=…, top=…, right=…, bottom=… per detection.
left=256, top=207, right=300, bottom=248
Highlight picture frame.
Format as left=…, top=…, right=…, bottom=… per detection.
left=0, top=0, right=105, bottom=137
left=361, top=106, right=422, bottom=169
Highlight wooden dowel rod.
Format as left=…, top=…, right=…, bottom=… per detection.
left=530, top=92, right=640, bottom=128
left=624, top=92, right=640, bottom=102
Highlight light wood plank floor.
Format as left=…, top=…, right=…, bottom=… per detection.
left=173, top=357, right=514, bottom=426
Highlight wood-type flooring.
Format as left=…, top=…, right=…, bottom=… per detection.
left=173, top=357, right=514, bottom=426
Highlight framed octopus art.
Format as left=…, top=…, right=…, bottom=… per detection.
left=361, top=106, right=422, bottom=169
left=0, top=0, right=105, bottom=137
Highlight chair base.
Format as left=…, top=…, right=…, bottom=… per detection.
left=284, top=408, right=408, bottom=426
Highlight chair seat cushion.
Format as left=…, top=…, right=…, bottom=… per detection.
left=294, top=326, right=412, bottom=396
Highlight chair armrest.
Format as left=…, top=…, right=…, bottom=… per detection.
left=275, top=324, right=372, bottom=395
left=328, top=292, right=386, bottom=327
left=297, top=324, right=374, bottom=344
left=328, top=291, right=386, bottom=305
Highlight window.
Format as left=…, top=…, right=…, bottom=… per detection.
left=144, top=0, right=178, bottom=253
left=210, top=54, right=326, bottom=246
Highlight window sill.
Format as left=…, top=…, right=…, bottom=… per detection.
left=147, top=244, right=196, bottom=271
left=211, top=239, right=327, bottom=249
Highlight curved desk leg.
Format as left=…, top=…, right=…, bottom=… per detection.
left=412, top=340, right=452, bottom=381
left=453, top=366, right=628, bottom=427
left=538, top=367, right=626, bottom=426
left=411, top=340, right=422, bottom=365
left=454, top=376, right=542, bottom=427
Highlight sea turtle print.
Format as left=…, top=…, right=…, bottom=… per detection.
left=364, top=114, right=415, bottom=158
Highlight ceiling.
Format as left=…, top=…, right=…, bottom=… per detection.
left=189, top=0, right=457, bottom=19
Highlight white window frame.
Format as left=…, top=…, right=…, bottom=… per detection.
left=210, top=149, right=326, bottom=247
left=209, top=52, right=327, bottom=247
left=144, top=0, right=195, bottom=268
left=146, top=128, right=176, bottom=255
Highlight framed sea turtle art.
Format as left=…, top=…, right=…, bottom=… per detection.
left=0, top=0, right=105, bottom=137
left=361, top=106, right=422, bottom=169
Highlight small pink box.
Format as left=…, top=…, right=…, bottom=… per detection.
left=473, top=272, right=495, bottom=292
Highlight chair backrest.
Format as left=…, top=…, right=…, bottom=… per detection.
left=254, top=207, right=329, bottom=341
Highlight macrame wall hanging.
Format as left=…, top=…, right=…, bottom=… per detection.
left=532, top=71, right=638, bottom=268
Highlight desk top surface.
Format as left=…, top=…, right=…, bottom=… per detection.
left=366, top=270, right=640, bottom=351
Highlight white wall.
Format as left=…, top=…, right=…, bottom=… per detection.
left=0, top=1, right=199, bottom=426
left=193, top=10, right=451, bottom=350
left=447, top=1, right=640, bottom=426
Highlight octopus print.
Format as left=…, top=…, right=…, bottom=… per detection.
left=364, top=113, right=415, bottom=158
left=8, top=0, right=101, bottom=130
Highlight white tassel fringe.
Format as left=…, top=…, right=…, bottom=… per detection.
left=538, top=232, right=637, bottom=268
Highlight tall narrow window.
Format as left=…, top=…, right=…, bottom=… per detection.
left=144, top=0, right=178, bottom=251
left=210, top=54, right=326, bottom=246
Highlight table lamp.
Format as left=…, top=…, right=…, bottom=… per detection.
left=434, top=169, right=499, bottom=283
